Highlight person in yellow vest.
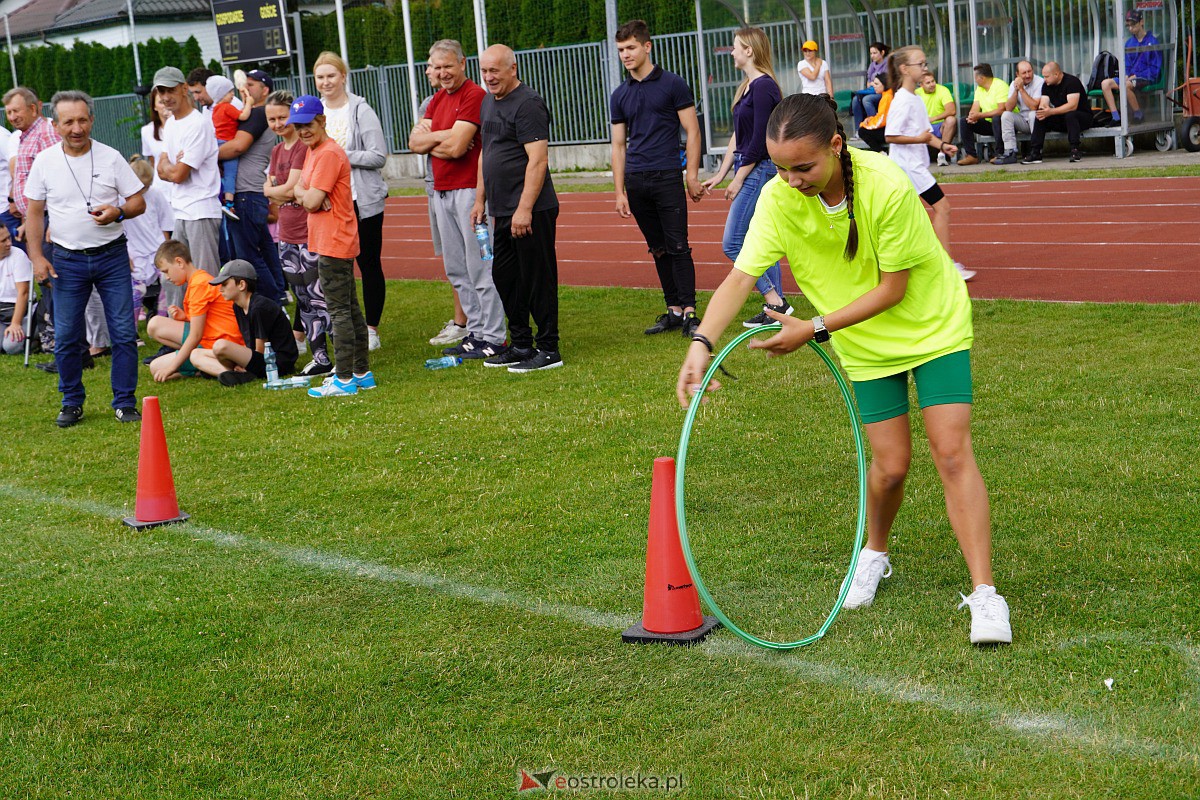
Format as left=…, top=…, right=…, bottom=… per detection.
left=957, top=63, right=1008, bottom=165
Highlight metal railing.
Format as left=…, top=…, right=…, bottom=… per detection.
left=81, top=1, right=1194, bottom=159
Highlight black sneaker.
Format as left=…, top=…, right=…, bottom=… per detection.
left=743, top=299, right=795, bottom=328
left=143, top=345, right=174, bottom=365
left=1020, top=150, right=1043, bottom=164
left=484, top=346, right=533, bottom=368
left=36, top=353, right=94, bottom=373
left=461, top=338, right=507, bottom=360
left=56, top=405, right=83, bottom=428
left=114, top=407, right=142, bottom=423
left=298, top=359, right=333, bottom=376
left=644, top=312, right=683, bottom=335
left=443, top=335, right=479, bottom=356
left=218, top=370, right=259, bottom=386
left=1069, top=148, right=1082, bottom=162
left=508, top=350, right=563, bottom=373
left=680, top=311, right=702, bottom=338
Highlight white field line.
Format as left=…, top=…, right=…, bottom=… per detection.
left=2, top=483, right=1197, bottom=767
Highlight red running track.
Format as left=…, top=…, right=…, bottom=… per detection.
left=381, top=176, right=1200, bottom=304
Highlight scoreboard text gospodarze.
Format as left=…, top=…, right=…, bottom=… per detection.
left=211, top=0, right=291, bottom=64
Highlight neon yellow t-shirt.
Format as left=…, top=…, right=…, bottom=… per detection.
left=916, top=84, right=954, bottom=121
left=974, top=78, right=1010, bottom=114
left=734, top=148, right=972, bottom=381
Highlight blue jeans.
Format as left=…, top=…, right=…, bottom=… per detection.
left=852, top=90, right=881, bottom=129
left=721, top=159, right=783, bottom=299
left=52, top=240, right=138, bottom=409
left=228, top=192, right=286, bottom=304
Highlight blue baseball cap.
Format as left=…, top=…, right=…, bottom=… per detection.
left=286, top=95, right=324, bottom=124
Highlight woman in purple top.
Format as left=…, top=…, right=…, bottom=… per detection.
left=851, top=42, right=890, bottom=129
left=701, top=27, right=788, bottom=327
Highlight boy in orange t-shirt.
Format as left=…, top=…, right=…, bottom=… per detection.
left=289, top=95, right=373, bottom=398
left=146, top=239, right=244, bottom=381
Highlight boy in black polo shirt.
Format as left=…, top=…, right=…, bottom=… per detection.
left=189, top=259, right=299, bottom=386
left=610, top=19, right=705, bottom=338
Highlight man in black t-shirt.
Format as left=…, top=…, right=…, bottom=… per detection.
left=471, top=44, right=563, bottom=373
left=188, top=259, right=298, bottom=386
left=1022, top=62, right=1093, bottom=164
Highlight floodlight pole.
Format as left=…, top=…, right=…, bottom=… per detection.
left=291, top=12, right=307, bottom=95
left=604, top=0, right=620, bottom=96
left=4, top=14, right=16, bottom=87
left=127, top=0, right=142, bottom=86
left=400, top=0, right=420, bottom=126
left=472, top=0, right=488, bottom=58
left=333, top=0, right=350, bottom=89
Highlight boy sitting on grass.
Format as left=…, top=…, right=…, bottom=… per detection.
left=146, top=240, right=244, bottom=382
left=190, top=259, right=298, bottom=386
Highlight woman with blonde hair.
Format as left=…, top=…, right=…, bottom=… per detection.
left=701, top=27, right=789, bottom=327
left=312, top=51, right=390, bottom=351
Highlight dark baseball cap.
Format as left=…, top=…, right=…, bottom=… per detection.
left=1125, top=8, right=1143, bottom=22
left=246, top=69, right=274, bottom=90
left=209, top=259, right=258, bottom=285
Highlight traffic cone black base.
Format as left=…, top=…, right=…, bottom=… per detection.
left=621, top=616, right=721, bottom=646
left=122, top=511, right=190, bottom=531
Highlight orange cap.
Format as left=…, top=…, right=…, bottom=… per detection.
left=803, top=40, right=819, bottom=51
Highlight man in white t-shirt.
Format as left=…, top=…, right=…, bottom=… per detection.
left=992, top=61, right=1045, bottom=165
left=24, top=90, right=148, bottom=428
left=153, top=66, right=222, bottom=315
left=0, top=226, right=31, bottom=355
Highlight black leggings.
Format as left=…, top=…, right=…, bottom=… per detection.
left=354, top=204, right=386, bottom=328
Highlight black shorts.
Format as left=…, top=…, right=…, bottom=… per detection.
left=246, top=350, right=295, bottom=379
left=920, top=183, right=946, bottom=206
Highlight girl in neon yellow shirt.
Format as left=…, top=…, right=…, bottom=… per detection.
left=675, top=93, right=1011, bottom=646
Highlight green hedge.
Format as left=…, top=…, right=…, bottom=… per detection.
left=1, top=36, right=220, bottom=101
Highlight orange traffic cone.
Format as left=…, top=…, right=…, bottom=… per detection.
left=622, top=457, right=720, bottom=645
left=122, top=396, right=190, bottom=530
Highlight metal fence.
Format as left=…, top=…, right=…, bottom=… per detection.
left=84, top=0, right=1200, bottom=158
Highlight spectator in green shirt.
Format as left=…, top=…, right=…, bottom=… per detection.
left=957, top=64, right=1008, bottom=165
left=916, top=71, right=957, bottom=165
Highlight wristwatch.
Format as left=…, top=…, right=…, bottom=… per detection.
left=811, top=315, right=830, bottom=343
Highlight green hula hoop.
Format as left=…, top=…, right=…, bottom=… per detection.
left=675, top=323, right=868, bottom=650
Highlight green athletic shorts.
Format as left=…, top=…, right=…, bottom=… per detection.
left=177, top=322, right=198, bottom=377
left=851, top=349, right=973, bottom=424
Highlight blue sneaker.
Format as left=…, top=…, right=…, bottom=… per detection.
left=353, top=371, right=377, bottom=390
left=308, top=376, right=358, bottom=397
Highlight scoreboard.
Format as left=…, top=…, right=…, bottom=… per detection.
left=211, top=0, right=291, bottom=64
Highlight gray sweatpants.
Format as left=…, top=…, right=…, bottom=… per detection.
left=85, top=288, right=109, bottom=348
left=165, top=217, right=221, bottom=310
left=1001, top=110, right=1036, bottom=154
left=431, top=188, right=505, bottom=345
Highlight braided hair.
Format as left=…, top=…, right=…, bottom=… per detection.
left=765, top=93, right=860, bottom=261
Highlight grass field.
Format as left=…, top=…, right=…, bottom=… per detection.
left=1, top=281, right=1198, bottom=798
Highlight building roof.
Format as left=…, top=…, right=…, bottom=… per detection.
left=4, top=0, right=211, bottom=42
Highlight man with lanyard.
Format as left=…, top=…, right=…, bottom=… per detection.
left=610, top=19, right=705, bottom=337
left=5, top=87, right=61, bottom=355
left=154, top=67, right=222, bottom=313
left=217, top=70, right=287, bottom=305
left=24, top=91, right=147, bottom=428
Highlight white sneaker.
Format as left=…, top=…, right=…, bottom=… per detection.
left=429, top=320, right=468, bottom=346
left=842, top=549, right=892, bottom=609
left=954, top=262, right=977, bottom=282
left=367, top=328, right=382, bottom=351
left=937, top=152, right=949, bottom=166
left=958, top=585, right=1012, bottom=645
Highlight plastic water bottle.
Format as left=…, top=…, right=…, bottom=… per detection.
left=264, top=342, right=279, bottom=382
left=425, top=356, right=462, bottom=370
left=474, top=222, right=493, bottom=261
left=263, top=375, right=312, bottom=390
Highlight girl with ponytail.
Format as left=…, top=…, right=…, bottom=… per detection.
left=884, top=46, right=976, bottom=281
left=675, top=93, right=1011, bottom=647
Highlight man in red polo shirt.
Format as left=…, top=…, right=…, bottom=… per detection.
left=409, top=39, right=507, bottom=361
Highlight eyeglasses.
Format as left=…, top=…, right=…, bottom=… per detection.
left=907, top=60, right=928, bottom=69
